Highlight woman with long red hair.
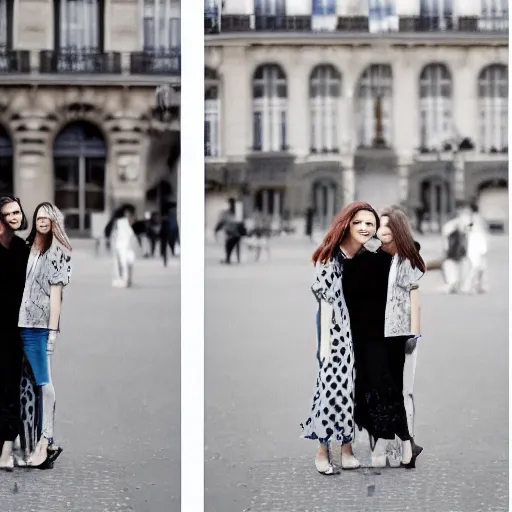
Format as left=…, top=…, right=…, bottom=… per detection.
left=301, top=201, right=381, bottom=474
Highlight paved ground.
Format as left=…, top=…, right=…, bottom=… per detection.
left=0, top=248, right=180, bottom=512
left=205, top=234, right=508, bottom=512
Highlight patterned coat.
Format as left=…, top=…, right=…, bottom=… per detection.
left=301, top=255, right=356, bottom=444
left=384, top=254, right=424, bottom=337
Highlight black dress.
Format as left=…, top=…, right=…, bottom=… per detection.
left=341, top=248, right=411, bottom=449
left=0, top=235, right=29, bottom=444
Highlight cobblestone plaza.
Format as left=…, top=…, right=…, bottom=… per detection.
left=205, top=234, right=508, bottom=512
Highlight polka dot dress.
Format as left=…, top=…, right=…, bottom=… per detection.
left=301, top=258, right=356, bottom=445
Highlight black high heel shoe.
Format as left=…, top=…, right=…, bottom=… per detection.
left=26, top=455, right=54, bottom=470
left=400, top=440, right=423, bottom=469
left=47, top=446, right=63, bottom=465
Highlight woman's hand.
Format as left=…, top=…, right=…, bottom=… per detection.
left=47, top=330, right=58, bottom=356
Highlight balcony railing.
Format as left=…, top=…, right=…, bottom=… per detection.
left=39, top=50, right=122, bottom=74
left=206, top=14, right=508, bottom=34
left=130, top=49, right=181, bottom=76
left=0, top=48, right=30, bottom=73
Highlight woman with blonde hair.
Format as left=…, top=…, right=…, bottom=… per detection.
left=17, top=202, right=72, bottom=469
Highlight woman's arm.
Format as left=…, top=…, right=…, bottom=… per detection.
left=49, top=284, right=63, bottom=331
left=410, top=286, right=421, bottom=335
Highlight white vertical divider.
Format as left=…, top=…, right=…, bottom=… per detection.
left=181, top=0, right=205, bottom=510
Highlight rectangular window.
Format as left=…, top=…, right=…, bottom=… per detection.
left=255, top=0, right=286, bottom=16
left=204, top=0, right=219, bottom=16
left=59, top=0, right=100, bottom=51
left=143, top=0, right=180, bottom=51
left=0, top=0, right=10, bottom=48
left=312, top=0, right=335, bottom=15
left=368, top=0, right=397, bottom=33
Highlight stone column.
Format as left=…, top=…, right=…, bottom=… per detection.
left=392, top=52, right=417, bottom=156
left=274, top=189, right=281, bottom=219
left=286, top=51, right=309, bottom=157
left=452, top=52, right=478, bottom=150
left=394, top=0, right=420, bottom=15
left=14, top=0, right=53, bottom=49
left=327, top=185, right=334, bottom=219
left=397, top=153, right=413, bottom=205
left=339, top=54, right=358, bottom=155
left=262, top=189, right=269, bottom=216
left=341, top=154, right=355, bottom=206
left=453, top=152, right=465, bottom=202
left=105, top=0, right=140, bottom=53
left=220, top=47, right=249, bottom=158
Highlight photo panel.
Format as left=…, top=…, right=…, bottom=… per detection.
left=0, top=0, right=181, bottom=510
left=205, top=2, right=509, bottom=511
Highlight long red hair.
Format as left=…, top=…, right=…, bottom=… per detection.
left=380, top=206, right=426, bottom=272
left=312, top=201, right=379, bottom=264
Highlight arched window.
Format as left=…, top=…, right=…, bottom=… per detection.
left=309, top=65, right=341, bottom=153
left=53, top=121, right=107, bottom=233
left=205, top=85, right=220, bottom=157
left=312, top=179, right=337, bottom=229
left=480, top=0, right=508, bottom=31
left=478, top=64, right=508, bottom=153
left=356, top=64, right=393, bottom=149
left=252, top=64, right=287, bottom=152
left=419, top=63, right=452, bottom=151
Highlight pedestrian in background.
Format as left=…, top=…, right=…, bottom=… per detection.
left=159, top=202, right=180, bottom=267
left=441, top=203, right=471, bottom=293
left=111, top=205, right=138, bottom=288
left=147, top=212, right=161, bottom=257
left=305, top=207, right=314, bottom=243
left=463, top=203, right=488, bottom=294
left=215, top=198, right=244, bottom=264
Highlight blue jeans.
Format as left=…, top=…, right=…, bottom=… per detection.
left=20, top=328, right=50, bottom=385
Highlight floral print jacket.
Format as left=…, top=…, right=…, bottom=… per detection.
left=384, top=254, right=424, bottom=337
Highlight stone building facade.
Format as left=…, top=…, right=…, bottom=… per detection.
left=0, top=0, right=180, bottom=236
left=204, top=0, right=508, bottom=235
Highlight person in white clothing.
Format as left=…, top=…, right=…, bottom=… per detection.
left=463, top=205, right=488, bottom=294
left=111, top=206, right=138, bottom=288
left=441, top=204, right=472, bottom=293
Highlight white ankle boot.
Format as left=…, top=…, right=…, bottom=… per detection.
left=371, top=454, right=387, bottom=468
left=0, top=441, right=14, bottom=471
left=341, top=453, right=360, bottom=470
